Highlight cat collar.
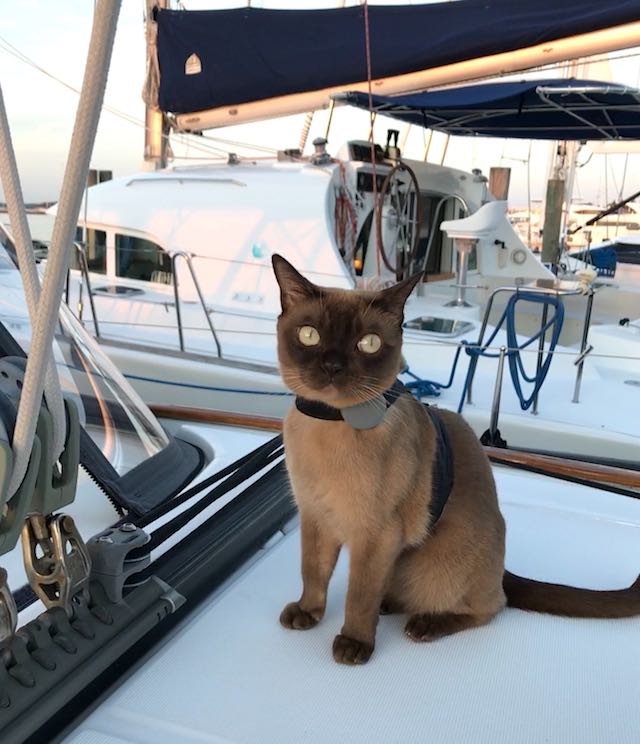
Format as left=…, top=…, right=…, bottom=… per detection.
left=295, top=379, right=405, bottom=430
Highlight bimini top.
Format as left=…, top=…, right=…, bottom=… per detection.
left=338, top=79, right=640, bottom=141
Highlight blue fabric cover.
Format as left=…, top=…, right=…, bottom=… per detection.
left=342, top=80, right=640, bottom=140
left=155, top=1, right=640, bottom=115
left=572, top=246, right=618, bottom=276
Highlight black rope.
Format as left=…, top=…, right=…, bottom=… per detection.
left=128, top=437, right=285, bottom=559
left=128, top=459, right=290, bottom=587
left=132, top=434, right=283, bottom=529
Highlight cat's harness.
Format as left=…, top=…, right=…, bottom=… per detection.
left=294, top=380, right=453, bottom=528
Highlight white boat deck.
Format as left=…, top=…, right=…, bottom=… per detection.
left=64, top=467, right=640, bottom=743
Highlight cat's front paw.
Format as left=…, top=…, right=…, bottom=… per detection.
left=332, top=634, right=374, bottom=665
left=279, top=601, right=320, bottom=630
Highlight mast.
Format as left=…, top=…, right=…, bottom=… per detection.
left=540, top=59, right=584, bottom=265
left=144, top=0, right=170, bottom=169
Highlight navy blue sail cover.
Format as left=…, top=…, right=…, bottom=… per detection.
left=341, top=80, right=640, bottom=140
left=155, top=0, right=640, bottom=115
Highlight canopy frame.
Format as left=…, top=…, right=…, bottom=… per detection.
left=336, top=81, right=640, bottom=141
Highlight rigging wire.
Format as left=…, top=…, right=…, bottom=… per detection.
left=361, top=0, right=381, bottom=276
left=0, top=35, right=141, bottom=128
left=0, top=33, right=278, bottom=163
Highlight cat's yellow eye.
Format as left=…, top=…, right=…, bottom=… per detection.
left=298, top=325, right=321, bottom=347
left=357, top=333, right=382, bottom=354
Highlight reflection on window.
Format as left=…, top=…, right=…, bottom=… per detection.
left=115, top=234, right=172, bottom=284
left=74, top=227, right=106, bottom=273
left=468, top=244, right=477, bottom=271
left=86, top=229, right=107, bottom=273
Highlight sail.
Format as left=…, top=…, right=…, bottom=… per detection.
left=150, top=1, right=640, bottom=130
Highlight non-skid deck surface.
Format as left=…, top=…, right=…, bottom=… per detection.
left=65, top=468, right=640, bottom=744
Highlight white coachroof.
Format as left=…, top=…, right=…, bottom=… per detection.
left=59, top=161, right=354, bottom=314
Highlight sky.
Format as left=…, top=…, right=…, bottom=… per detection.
left=2, top=0, right=640, bottom=207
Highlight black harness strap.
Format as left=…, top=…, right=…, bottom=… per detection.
left=423, top=405, right=454, bottom=529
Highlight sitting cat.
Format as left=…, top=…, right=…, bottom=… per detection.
left=272, top=253, right=640, bottom=665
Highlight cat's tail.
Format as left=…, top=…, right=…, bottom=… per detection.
left=503, top=570, right=640, bottom=618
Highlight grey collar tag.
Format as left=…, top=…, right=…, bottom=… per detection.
left=340, top=395, right=388, bottom=430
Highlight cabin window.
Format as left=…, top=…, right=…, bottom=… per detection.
left=416, top=195, right=443, bottom=275
left=73, top=228, right=106, bottom=273
left=115, top=234, right=172, bottom=284
left=467, top=243, right=477, bottom=271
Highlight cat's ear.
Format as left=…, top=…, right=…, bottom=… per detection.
left=272, top=254, right=320, bottom=312
left=375, top=272, right=423, bottom=316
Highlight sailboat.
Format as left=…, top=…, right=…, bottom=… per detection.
left=1, top=3, right=639, bottom=741
left=41, top=2, right=640, bottom=462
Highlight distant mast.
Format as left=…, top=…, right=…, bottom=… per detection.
left=144, top=0, right=170, bottom=170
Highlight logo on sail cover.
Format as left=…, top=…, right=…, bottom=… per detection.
left=185, top=53, right=202, bottom=76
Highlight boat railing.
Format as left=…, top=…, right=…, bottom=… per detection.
left=171, top=251, right=223, bottom=358
left=461, top=280, right=596, bottom=440
left=65, top=245, right=223, bottom=358
left=66, top=242, right=101, bottom=339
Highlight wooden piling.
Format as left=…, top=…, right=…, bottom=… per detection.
left=541, top=178, right=565, bottom=265
left=489, top=167, right=511, bottom=200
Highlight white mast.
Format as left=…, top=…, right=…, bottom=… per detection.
left=541, top=58, right=586, bottom=264
left=144, top=0, right=170, bottom=169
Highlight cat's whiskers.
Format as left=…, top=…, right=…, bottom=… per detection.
left=354, top=381, right=383, bottom=396
left=349, top=382, right=387, bottom=406
left=360, top=294, right=378, bottom=321
left=283, top=368, right=341, bottom=402
left=354, top=376, right=390, bottom=396
left=281, top=370, right=308, bottom=396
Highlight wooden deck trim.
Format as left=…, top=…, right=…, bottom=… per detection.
left=484, top=447, right=640, bottom=489
left=151, top=405, right=640, bottom=489
left=151, top=404, right=283, bottom=432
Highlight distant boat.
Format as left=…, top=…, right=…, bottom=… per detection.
left=565, top=201, right=640, bottom=250
left=568, top=234, right=640, bottom=283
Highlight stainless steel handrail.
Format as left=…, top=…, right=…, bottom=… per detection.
left=418, top=194, right=469, bottom=275
left=171, top=251, right=223, bottom=358
left=68, top=242, right=101, bottom=339
left=465, top=281, right=596, bottom=411
left=64, top=245, right=222, bottom=356
left=487, top=346, right=507, bottom=441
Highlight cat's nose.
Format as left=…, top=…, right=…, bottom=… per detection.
left=322, top=360, right=344, bottom=379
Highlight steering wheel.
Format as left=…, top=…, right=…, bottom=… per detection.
left=375, top=162, right=421, bottom=280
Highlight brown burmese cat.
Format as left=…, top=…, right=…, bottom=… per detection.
left=272, top=253, right=640, bottom=665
